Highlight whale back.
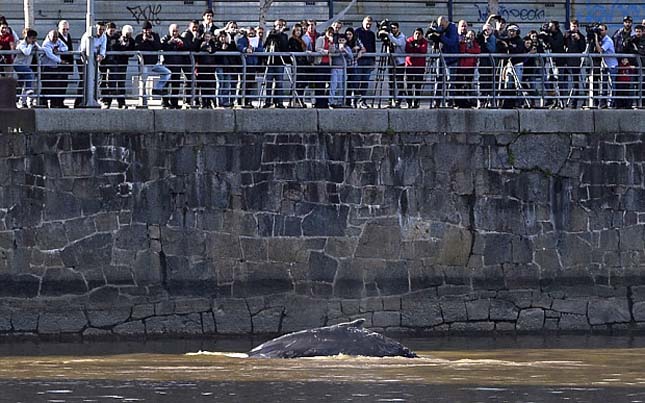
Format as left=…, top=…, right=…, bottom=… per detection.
left=247, top=319, right=417, bottom=359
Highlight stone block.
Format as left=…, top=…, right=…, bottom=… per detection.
left=35, top=110, right=155, bottom=133
left=594, top=110, right=645, bottom=133
left=495, top=322, right=516, bottom=332
left=113, top=320, right=145, bottom=336
left=466, top=299, right=490, bottom=320
left=154, top=110, right=234, bottom=133
left=519, top=110, right=594, bottom=133
left=11, top=311, right=38, bottom=332
left=145, top=313, right=203, bottom=335
left=588, top=298, right=631, bottom=325
left=39, top=310, right=87, bottom=334
left=87, top=308, right=131, bottom=328
left=552, top=298, right=588, bottom=315
left=559, top=313, right=590, bottom=330
left=235, top=109, right=318, bottom=133
left=510, top=133, right=570, bottom=174
left=132, top=304, right=155, bottom=320
left=489, top=299, right=519, bottom=321
left=401, top=291, right=443, bottom=327
left=355, top=222, right=401, bottom=258
left=252, top=307, right=283, bottom=334
left=462, top=110, right=519, bottom=134
left=318, top=109, right=388, bottom=133
left=440, top=299, right=467, bottom=322
left=437, top=227, right=472, bottom=266
left=516, top=308, right=545, bottom=331
left=213, top=299, right=252, bottom=334
left=633, top=301, right=645, bottom=321
left=174, top=298, right=212, bottom=314
left=373, top=311, right=400, bottom=327
left=281, top=296, right=327, bottom=332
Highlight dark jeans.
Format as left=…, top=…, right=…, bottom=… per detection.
left=313, top=65, right=330, bottom=108
left=42, top=66, right=66, bottom=108
left=356, top=58, right=375, bottom=100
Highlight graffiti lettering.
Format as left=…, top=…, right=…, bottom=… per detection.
left=475, top=4, right=545, bottom=23
left=126, top=4, right=162, bottom=25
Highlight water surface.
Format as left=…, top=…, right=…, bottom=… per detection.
left=2, top=336, right=645, bottom=402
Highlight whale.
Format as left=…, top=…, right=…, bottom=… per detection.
left=247, top=318, right=418, bottom=358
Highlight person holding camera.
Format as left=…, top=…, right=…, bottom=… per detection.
left=263, top=18, right=289, bottom=108
left=199, top=8, right=219, bottom=37
left=383, top=21, right=406, bottom=108
left=329, top=33, right=353, bottom=108
left=160, top=23, right=189, bottom=109
left=405, top=28, right=428, bottom=108
left=344, top=27, right=366, bottom=107
left=314, top=27, right=337, bottom=108
left=237, top=27, right=263, bottom=108
left=497, top=25, right=526, bottom=107
left=135, top=21, right=172, bottom=105
left=100, top=22, right=121, bottom=108
left=563, top=19, right=586, bottom=108
left=430, top=16, right=459, bottom=107
left=476, top=23, right=496, bottom=106
left=593, top=24, right=618, bottom=108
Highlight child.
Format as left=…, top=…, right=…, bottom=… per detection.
left=329, top=33, right=353, bottom=108
left=615, top=57, right=635, bottom=109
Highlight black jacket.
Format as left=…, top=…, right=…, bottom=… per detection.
left=134, top=31, right=162, bottom=65
left=264, top=30, right=289, bottom=65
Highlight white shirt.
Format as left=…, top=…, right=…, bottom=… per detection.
left=79, top=32, right=107, bottom=57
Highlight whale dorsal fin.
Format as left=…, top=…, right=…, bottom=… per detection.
left=338, top=318, right=366, bottom=328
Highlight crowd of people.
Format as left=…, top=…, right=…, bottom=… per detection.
left=0, top=11, right=644, bottom=109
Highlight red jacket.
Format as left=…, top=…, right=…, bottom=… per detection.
left=458, top=39, right=481, bottom=68
left=0, top=33, right=15, bottom=64
left=405, top=37, right=428, bottom=67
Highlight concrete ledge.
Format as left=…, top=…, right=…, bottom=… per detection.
left=594, top=110, right=645, bottom=133
left=31, top=109, right=645, bottom=134
left=518, top=109, right=595, bottom=133
left=318, top=109, right=388, bottom=133
left=35, top=109, right=155, bottom=133
left=154, top=109, right=235, bottom=133
left=234, top=108, right=318, bottom=133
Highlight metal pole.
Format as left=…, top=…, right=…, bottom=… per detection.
left=83, top=0, right=100, bottom=107
left=328, top=0, right=334, bottom=20
left=488, top=0, right=499, bottom=15
left=23, top=0, right=34, bottom=29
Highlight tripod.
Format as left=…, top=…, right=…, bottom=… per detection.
left=540, top=46, right=563, bottom=108
left=498, top=59, right=531, bottom=108
left=372, top=41, right=393, bottom=108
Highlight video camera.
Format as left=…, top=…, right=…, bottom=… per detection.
left=377, top=19, right=391, bottom=43
left=585, top=23, right=602, bottom=43
left=425, top=21, right=441, bottom=43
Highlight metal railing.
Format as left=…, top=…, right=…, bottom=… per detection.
left=2, top=49, right=643, bottom=109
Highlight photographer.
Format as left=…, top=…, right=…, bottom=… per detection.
left=563, top=19, right=586, bottom=107
left=405, top=28, right=428, bottom=108
left=476, top=23, right=497, bottom=105
left=523, top=30, right=546, bottom=102
left=456, top=29, right=480, bottom=108
left=429, top=16, right=459, bottom=106
left=160, top=23, right=188, bottom=109
left=237, top=27, right=263, bottom=108
left=354, top=16, right=376, bottom=108
left=613, top=16, right=634, bottom=53
left=263, top=18, right=289, bottom=108
left=383, top=21, right=406, bottom=108
left=497, top=25, right=526, bottom=107
left=135, top=21, right=171, bottom=101
left=592, top=24, right=618, bottom=107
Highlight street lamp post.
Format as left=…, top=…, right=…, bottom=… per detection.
left=23, top=0, right=34, bottom=29
left=83, top=0, right=101, bottom=107
left=488, top=0, right=499, bottom=16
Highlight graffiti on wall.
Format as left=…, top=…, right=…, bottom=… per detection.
left=574, top=3, right=643, bottom=25
left=474, top=4, right=546, bottom=23
left=126, top=4, right=162, bottom=25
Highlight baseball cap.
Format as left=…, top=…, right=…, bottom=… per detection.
left=624, top=16, right=633, bottom=22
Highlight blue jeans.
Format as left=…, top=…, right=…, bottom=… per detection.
left=143, top=64, right=171, bottom=90
left=14, top=65, right=34, bottom=104
left=216, top=68, right=232, bottom=107
left=264, top=65, right=284, bottom=105
left=329, top=68, right=345, bottom=106
left=355, top=59, right=375, bottom=99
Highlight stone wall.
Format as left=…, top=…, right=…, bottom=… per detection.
left=1, top=109, right=645, bottom=339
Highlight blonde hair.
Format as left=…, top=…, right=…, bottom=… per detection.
left=122, top=24, right=133, bottom=36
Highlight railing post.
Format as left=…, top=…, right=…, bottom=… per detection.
left=82, top=35, right=101, bottom=108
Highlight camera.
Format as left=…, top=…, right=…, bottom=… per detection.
left=377, top=19, right=391, bottom=42
left=425, top=21, right=441, bottom=47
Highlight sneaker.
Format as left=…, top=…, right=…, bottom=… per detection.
left=358, top=100, right=369, bottom=109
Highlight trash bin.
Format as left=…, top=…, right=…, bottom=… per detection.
left=0, top=78, right=17, bottom=109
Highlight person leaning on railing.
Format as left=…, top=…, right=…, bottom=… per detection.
left=77, top=21, right=107, bottom=107
left=563, top=19, right=586, bottom=108
left=14, top=29, right=39, bottom=108
left=593, top=24, right=618, bottom=108
left=40, top=29, right=69, bottom=108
